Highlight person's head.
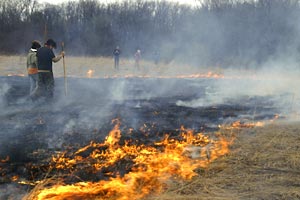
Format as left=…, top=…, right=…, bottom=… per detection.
left=45, top=39, right=57, bottom=49
left=116, top=46, right=119, bottom=49
left=31, top=40, right=41, bottom=50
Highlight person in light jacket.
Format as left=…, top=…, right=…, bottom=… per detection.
left=26, top=40, right=41, bottom=96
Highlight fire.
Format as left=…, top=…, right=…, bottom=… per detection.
left=26, top=121, right=233, bottom=200
left=231, top=120, right=264, bottom=128
left=219, top=120, right=266, bottom=130
left=11, top=175, right=19, bottom=181
left=270, top=114, right=280, bottom=122
left=0, top=156, right=9, bottom=163
left=223, top=114, right=281, bottom=130
left=103, top=72, right=224, bottom=79
left=105, top=119, right=121, bottom=146
left=87, top=69, right=94, bottom=78
left=7, top=73, right=25, bottom=77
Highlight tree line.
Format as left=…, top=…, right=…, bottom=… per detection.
left=1, top=0, right=300, bottom=67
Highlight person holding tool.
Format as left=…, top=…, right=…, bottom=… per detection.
left=34, top=39, right=65, bottom=99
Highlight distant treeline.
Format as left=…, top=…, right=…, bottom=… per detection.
left=1, top=0, right=300, bottom=67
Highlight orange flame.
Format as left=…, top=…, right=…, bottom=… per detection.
left=29, top=123, right=233, bottom=200
left=0, top=156, right=9, bottom=163
left=11, top=175, right=19, bottom=181
left=7, top=73, right=25, bottom=77
left=86, top=69, right=94, bottom=78
left=219, top=120, right=265, bottom=130
left=102, top=72, right=224, bottom=79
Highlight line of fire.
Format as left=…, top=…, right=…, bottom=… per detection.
left=2, top=0, right=300, bottom=199
left=0, top=69, right=286, bottom=199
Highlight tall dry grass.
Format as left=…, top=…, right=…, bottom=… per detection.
left=0, top=55, right=221, bottom=78
left=147, top=121, right=300, bottom=199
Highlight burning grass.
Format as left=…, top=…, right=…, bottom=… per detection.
left=22, top=120, right=234, bottom=200
left=150, top=121, right=300, bottom=200
left=0, top=55, right=223, bottom=79
left=21, top=119, right=299, bottom=200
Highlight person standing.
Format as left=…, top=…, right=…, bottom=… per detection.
left=113, top=46, right=121, bottom=70
left=36, top=39, right=64, bottom=99
left=134, top=49, right=141, bottom=70
left=153, top=50, right=160, bottom=65
left=26, top=40, right=41, bottom=96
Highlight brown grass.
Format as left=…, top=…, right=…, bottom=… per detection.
left=23, top=121, right=300, bottom=200
left=0, top=55, right=222, bottom=78
left=148, top=121, right=300, bottom=200
left=3, top=55, right=299, bottom=199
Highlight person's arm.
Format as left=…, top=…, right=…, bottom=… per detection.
left=52, top=52, right=65, bottom=63
left=33, top=54, right=38, bottom=68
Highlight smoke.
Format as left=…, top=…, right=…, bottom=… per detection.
left=0, top=83, right=10, bottom=111
left=2, top=0, right=300, bottom=198
left=0, top=184, right=27, bottom=200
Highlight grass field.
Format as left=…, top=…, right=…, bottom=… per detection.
left=148, top=121, right=300, bottom=200
left=0, top=55, right=217, bottom=78
left=1, top=55, right=300, bottom=199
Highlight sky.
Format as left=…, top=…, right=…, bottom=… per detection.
left=37, top=0, right=199, bottom=6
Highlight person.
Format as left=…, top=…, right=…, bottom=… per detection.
left=113, top=46, right=121, bottom=70
left=153, top=50, right=160, bottom=65
left=134, top=49, right=141, bottom=70
left=26, top=40, right=41, bottom=96
left=35, top=39, right=64, bottom=99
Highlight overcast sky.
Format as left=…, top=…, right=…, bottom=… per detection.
left=37, top=0, right=199, bottom=6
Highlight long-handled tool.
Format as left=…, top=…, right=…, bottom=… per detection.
left=62, top=42, right=67, bottom=96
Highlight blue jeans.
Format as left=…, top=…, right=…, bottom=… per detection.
left=114, top=56, right=119, bottom=69
left=29, top=74, right=38, bottom=96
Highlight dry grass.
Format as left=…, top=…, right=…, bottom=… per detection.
left=0, top=55, right=221, bottom=78
left=23, top=121, right=300, bottom=200
left=3, top=55, right=300, bottom=199
left=148, top=121, right=300, bottom=200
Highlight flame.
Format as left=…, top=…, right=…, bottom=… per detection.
left=102, top=72, right=224, bottom=79
left=18, top=180, right=42, bottom=186
left=219, top=120, right=265, bottom=130
left=270, top=114, right=280, bottom=122
left=105, top=119, right=121, bottom=146
left=86, top=69, right=94, bottom=78
left=7, top=73, right=25, bottom=77
left=231, top=120, right=264, bottom=128
left=0, top=156, right=9, bottom=163
left=11, top=175, right=19, bottom=181
left=28, top=122, right=233, bottom=200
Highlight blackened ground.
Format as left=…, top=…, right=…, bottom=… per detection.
left=0, top=76, right=280, bottom=190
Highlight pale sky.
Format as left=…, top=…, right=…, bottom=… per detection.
left=37, top=0, right=199, bottom=6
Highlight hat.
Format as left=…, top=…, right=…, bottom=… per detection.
left=45, top=39, right=57, bottom=48
left=31, top=40, right=41, bottom=50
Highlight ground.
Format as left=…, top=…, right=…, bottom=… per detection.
left=153, top=121, right=300, bottom=200
left=0, top=55, right=299, bottom=200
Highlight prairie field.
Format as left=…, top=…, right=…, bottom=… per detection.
left=1, top=55, right=300, bottom=200
left=0, top=55, right=218, bottom=78
left=148, top=121, right=300, bottom=200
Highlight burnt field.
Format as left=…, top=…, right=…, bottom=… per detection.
left=0, top=76, right=289, bottom=199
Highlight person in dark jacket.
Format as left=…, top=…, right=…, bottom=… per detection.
left=113, top=46, right=121, bottom=70
left=35, top=39, right=64, bottom=99
left=134, top=49, right=141, bottom=70
left=26, top=40, right=41, bottom=96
